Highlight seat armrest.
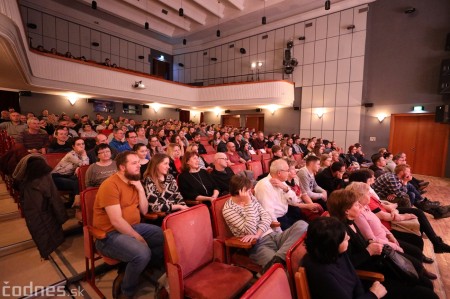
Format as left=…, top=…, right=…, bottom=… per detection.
left=185, top=200, right=201, bottom=206
left=143, top=213, right=158, bottom=220
left=224, top=237, right=256, bottom=249
left=270, top=221, right=280, bottom=228
left=87, top=225, right=107, bottom=239
left=356, top=270, right=384, bottom=282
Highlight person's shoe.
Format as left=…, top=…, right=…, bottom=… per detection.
left=422, top=198, right=440, bottom=207
left=422, top=255, right=434, bottom=264
left=419, top=181, right=430, bottom=190
left=423, top=269, right=437, bottom=280
left=434, top=238, right=450, bottom=253
left=416, top=179, right=425, bottom=183
left=261, top=255, right=286, bottom=274
left=112, top=271, right=125, bottom=299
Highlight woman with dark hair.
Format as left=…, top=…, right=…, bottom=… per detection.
left=156, top=128, right=167, bottom=149
left=349, top=169, right=450, bottom=254
left=303, top=217, right=387, bottom=299
left=177, top=151, right=219, bottom=201
left=21, top=156, right=68, bottom=259
left=142, top=153, right=186, bottom=213
left=166, top=143, right=182, bottom=178
left=85, top=144, right=117, bottom=188
left=238, top=142, right=252, bottom=162
left=132, top=143, right=149, bottom=178
left=327, top=190, right=438, bottom=299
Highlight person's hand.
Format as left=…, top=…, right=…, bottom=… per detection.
left=401, top=213, right=417, bottom=220
left=134, top=234, right=146, bottom=244
left=321, top=191, right=328, bottom=201
left=129, top=180, right=144, bottom=191
left=366, top=242, right=383, bottom=256
left=369, top=281, right=387, bottom=298
left=387, top=234, right=399, bottom=246
left=269, top=178, right=284, bottom=189
left=240, top=234, right=259, bottom=243
left=239, top=189, right=252, bottom=205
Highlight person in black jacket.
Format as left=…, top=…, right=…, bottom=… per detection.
left=20, top=156, right=68, bottom=259
left=315, top=161, right=347, bottom=196
left=303, top=217, right=387, bottom=299
left=211, top=152, right=234, bottom=196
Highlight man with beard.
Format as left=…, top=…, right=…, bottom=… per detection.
left=93, top=151, right=164, bottom=299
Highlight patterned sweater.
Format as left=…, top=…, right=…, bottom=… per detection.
left=143, top=174, right=186, bottom=213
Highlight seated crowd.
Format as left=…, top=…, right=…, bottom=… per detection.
left=1, top=108, right=449, bottom=299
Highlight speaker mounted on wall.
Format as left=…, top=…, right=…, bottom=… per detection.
left=19, top=91, right=32, bottom=96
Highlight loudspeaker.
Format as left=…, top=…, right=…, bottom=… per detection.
left=224, top=109, right=231, bottom=113
left=142, top=104, right=150, bottom=109
left=87, top=99, right=95, bottom=103
left=439, top=59, right=450, bottom=94
left=446, top=33, right=450, bottom=51
left=363, top=103, right=374, bottom=108
left=255, top=108, right=262, bottom=112
left=19, top=91, right=32, bottom=96
left=293, top=107, right=300, bottom=111
left=175, top=108, right=181, bottom=112
left=435, top=105, right=449, bottom=123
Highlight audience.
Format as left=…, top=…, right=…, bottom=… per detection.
left=85, top=144, right=117, bottom=188
left=211, top=152, right=234, bottom=196
left=297, top=155, right=328, bottom=210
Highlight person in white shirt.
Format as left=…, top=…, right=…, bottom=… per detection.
left=255, top=159, right=303, bottom=230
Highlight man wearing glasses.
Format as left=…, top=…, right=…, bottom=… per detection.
left=255, top=159, right=301, bottom=231
left=211, top=152, right=234, bottom=196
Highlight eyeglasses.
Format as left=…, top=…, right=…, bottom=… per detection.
left=98, top=150, right=111, bottom=155
left=217, top=157, right=229, bottom=161
left=279, top=169, right=289, bottom=172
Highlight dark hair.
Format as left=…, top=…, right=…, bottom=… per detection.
left=229, top=174, right=252, bottom=196
left=115, top=151, right=137, bottom=169
left=94, top=143, right=111, bottom=156
left=327, top=189, right=358, bottom=222
left=305, top=217, right=347, bottom=264
left=330, top=161, right=344, bottom=172
left=71, top=137, right=84, bottom=148
left=348, top=169, right=374, bottom=183
left=348, top=145, right=356, bottom=153
left=132, top=143, right=146, bottom=151
left=181, top=151, right=199, bottom=172
left=383, top=151, right=392, bottom=159
left=25, top=157, right=52, bottom=181
left=192, top=132, right=200, bottom=138
left=371, top=153, right=383, bottom=164
left=305, top=155, right=320, bottom=165
left=125, top=130, right=136, bottom=138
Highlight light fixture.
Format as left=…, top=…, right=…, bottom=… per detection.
left=183, top=38, right=187, bottom=45
left=404, top=7, right=416, bottom=14
left=91, top=1, right=97, bottom=9
left=67, top=95, right=78, bottom=106
left=376, top=113, right=387, bottom=123
left=325, top=0, right=330, bottom=10
left=133, top=81, right=146, bottom=89
left=145, top=22, right=149, bottom=30
left=216, top=29, right=221, bottom=37
left=158, top=55, right=165, bottom=61
left=251, top=62, right=257, bottom=69
left=267, top=105, right=277, bottom=115
left=240, top=48, right=246, bottom=54
left=413, top=105, right=425, bottom=112
left=214, top=107, right=221, bottom=117
left=151, top=103, right=161, bottom=113
left=262, top=1, right=266, bottom=25
left=216, top=0, right=221, bottom=38
left=179, top=8, right=184, bottom=16
left=316, top=108, right=325, bottom=119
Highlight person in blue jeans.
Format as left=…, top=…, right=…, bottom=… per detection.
left=93, top=151, right=163, bottom=299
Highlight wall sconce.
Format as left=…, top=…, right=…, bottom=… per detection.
left=151, top=103, right=160, bottom=113
left=413, top=105, right=424, bottom=112
left=192, top=111, right=198, bottom=118
left=376, top=113, right=387, bottom=123
left=315, top=108, right=325, bottom=119
left=267, top=105, right=277, bottom=115
left=67, top=95, right=78, bottom=106
left=214, top=107, right=221, bottom=117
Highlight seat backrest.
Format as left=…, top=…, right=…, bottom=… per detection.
left=286, top=232, right=307, bottom=295
left=240, top=264, right=292, bottom=299
left=247, top=161, right=263, bottom=179
left=261, top=153, right=271, bottom=160
left=43, top=153, right=66, bottom=169
left=80, top=188, right=99, bottom=259
left=211, top=195, right=232, bottom=239
left=295, top=267, right=311, bottom=299
left=262, top=159, right=271, bottom=174
left=201, top=153, right=215, bottom=165
left=230, top=163, right=246, bottom=175
left=251, top=154, right=261, bottom=161
left=76, top=164, right=90, bottom=192
left=162, top=204, right=214, bottom=277
left=203, top=145, right=216, bottom=154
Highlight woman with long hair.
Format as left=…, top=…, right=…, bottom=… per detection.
left=143, top=153, right=186, bottom=213
left=133, top=143, right=149, bottom=178
left=166, top=143, right=182, bottom=178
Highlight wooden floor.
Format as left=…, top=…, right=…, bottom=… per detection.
left=416, top=174, right=450, bottom=299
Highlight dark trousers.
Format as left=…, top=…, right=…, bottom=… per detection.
left=51, top=173, right=79, bottom=201
left=398, top=207, right=440, bottom=245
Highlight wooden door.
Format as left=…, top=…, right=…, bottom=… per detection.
left=152, top=58, right=170, bottom=79
left=222, top=115, right=240, bottom=128
left=389, top=114, right=449, bottom=176
left=245, top=115, right=264, bottom=132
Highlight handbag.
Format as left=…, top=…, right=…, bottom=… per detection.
left=380, top=244, right=419, bottom=283
left=391, top=218, right=421, bottom=236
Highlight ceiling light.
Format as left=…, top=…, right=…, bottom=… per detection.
left=183, top=39, right=187, bottom=45
left=216, top=29, right=221, bottom=37
left=179, top=8, right=184, bottom=16
left=413, top=105, right=424, bottom=112
left=262, top=16, right=266, bottom=25
left=158, top=55, right=165, bottom=61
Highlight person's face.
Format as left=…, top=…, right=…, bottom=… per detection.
left=244, top=132, right=250, bottom=139
left=20, top=115, right=27, bottom=123
left=178, top=131, right=185, bottom=138
left=172, top=146, right=181, bottom=159
left=158, top=129, right=165, bottom=137
left=28, top=119, right=40, bottom=130
left=367, top=175, right=375, bottom=186
left=96, top=135, right=108, bottom=144
left=73, top=139, right=85, bottom=153
left=287, top=138, right=293, bottom=145
left=396, top=157, right=406, bottom=165
left=191, top=145, right=199, bottom=153
left=359, top=190, right=371, bottom=206
left=136, top=146, right=148, bottom=159
left=401, top=168, right=411, bottom=180
left=216, top=154, right=228, bottom=168
left=114, top=130, right=125, bottom=141
left=83, top=125, right=92, bottom=131
left=9, top=112, right=20, bottom=122
left=194, top=135, right=200, bottom=142
left=258, top=133, right=264, bottom=140
left=338, top=233, right=350, bottom=254
left=223, top=133, right=229, bottom=141
left=288, top=165, right=297, bottom=179
left=97, top=147, right=112, bottom=161
left=346, top=201, right=362, bottom=220
left=27, top=113, right=34, bottom=119
left=187, top=155, right=200, bottom=170
left=137, top=128, right=145, bottom=136
left=311, top=160, right=321, bottom=173
left=277, top=163, right=290, bottom=181
left=123, top=154, right=141, bottom=181
left=377, top=157, right=386, bottom=167
left=274, top=150, right=282, bottom=157
left=150, top=137, right=158, bottom=147
left=39, top=120, right=46, bottom=127
left=323, top=157, right=332, bottom=167
left=56, top=129, right=68, bottom=142
left=331, top=153, right=339, bottom=161
left=157, top=158, right=170, bottom=176
left=228, top=143, right=236, bottom=152
left=127, top=132, right=138, bottom=145
left=287, top=147, right=292, bottom=156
